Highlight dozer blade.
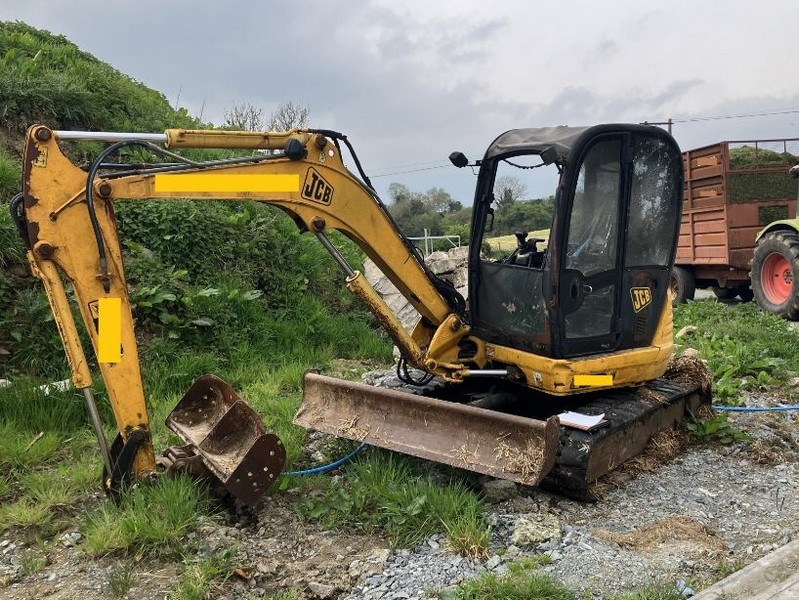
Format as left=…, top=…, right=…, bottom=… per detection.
left=295, top=372, right=560, bottom=485
left=166, top=375, right=286, bottom=506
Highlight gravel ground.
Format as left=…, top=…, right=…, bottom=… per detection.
left=2, top=382, right=798, bottom=600
left=341, top=430, right=798, bottom=600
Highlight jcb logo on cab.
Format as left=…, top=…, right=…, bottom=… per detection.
left=302, top=167, right=334, bottom=205
left=630, top=287, right=652, bottom=313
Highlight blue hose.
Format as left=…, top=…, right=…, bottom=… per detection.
left=714, top=405, right=799, bottom=413
left=282, top=442, right=368, bottom=477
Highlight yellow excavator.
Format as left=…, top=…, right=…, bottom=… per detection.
left=12, top=123, right=708, bottom=504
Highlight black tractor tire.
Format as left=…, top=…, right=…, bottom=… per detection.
left=712, top=286, right=738, bottom=300
left=750, top=231, right=799, bottom=319
left=670, top=266, right=695, bottom=305
left=737, top=287, right=754, bottom=302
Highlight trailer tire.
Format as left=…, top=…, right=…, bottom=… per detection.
left=751, top=231, right=799, bottom=319
left=712, top=286, right=737, bottom=300
left=670, top=266, right=695, bottom=305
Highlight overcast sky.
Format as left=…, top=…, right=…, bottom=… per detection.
left=4, top=0, right=799, bottom=203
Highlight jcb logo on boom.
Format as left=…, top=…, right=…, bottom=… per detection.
left=302, top=168, right=334, bottom=205
left=630, top=287, right=652, bottom=313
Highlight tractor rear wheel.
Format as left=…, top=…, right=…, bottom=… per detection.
left=751, top=231, right=799, bottom=319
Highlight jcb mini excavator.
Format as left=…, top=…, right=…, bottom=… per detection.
left=13, top=123, right=709, bottom=504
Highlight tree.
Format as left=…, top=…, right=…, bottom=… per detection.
left=223, top=102, right=264, bottom=131
left=223, top=100, right=310, bottom=132
left=386, top=183, right=465, bottom=237
left=494, top=175, right=527, bottom=210
left=493, top=196, right=554, bottom=236
left=426, top=187, right=462, bottom=214
left=267, top=101, right=310, bottom=131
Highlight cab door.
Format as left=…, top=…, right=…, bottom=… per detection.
left=556, top=131, right=683, bottom=358
left=558, top=136, right=625, bottom=357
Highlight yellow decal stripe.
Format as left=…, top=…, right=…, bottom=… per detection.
left=154, top=173, right=300, bottom=193
left=98, top=297, right=122, bottom=364
left=573, top=374, right=614, bottom=387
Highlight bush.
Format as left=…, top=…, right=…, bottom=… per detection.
left=0, top=148, right=20, bottom=202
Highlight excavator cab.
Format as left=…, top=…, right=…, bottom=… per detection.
left=469, top=125, right=683, bottom=359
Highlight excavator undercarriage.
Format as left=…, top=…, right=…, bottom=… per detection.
left=298, top=359, right=710, bottom=500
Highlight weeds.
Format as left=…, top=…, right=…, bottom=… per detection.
left=674, top=301, right=798, bottom=405
left=686, top=411, right=751, bottom=445
left=0, top=375, right=117, bottom=433
left=715, top=557, right=746, bottom=580
left=106, top=561, right=134, bottom=599
left=19, top=548, right=48, bottom=577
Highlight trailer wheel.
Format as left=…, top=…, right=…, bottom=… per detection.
left=711, top=286, right=737, bottom=300
left=670, top=266, right=695, bottom=305
left=751, top=231, right=799, bottom=319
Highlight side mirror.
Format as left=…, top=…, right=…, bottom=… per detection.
left=449, top=151, right=469, bottom=168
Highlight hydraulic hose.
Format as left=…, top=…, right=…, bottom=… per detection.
left=282, top=442, right=368, bottom=477
left=714, top=404, right=799, bottom=413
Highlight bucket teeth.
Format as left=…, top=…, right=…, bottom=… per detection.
left=166, top=375, right=285, bottom=506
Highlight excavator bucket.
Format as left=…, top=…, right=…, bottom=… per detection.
left=166, top=375, right=286, bottom=505
left=295, top=372, right=560, bottom=485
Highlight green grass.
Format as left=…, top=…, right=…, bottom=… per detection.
left=296, top=450, right=490, bottom=552
left=0, top=429, right=100, bottom=535
left=442, top=569, right=575, bottom=600
left=612, top=584, right=685, bottom=600
left=18, top=548, right=48, bottom=577
left=673, top=300, right=799, bottom=404
left=83, top=475, right=210, bottom=556
left=263, top=592, right=303, bottom=600
left=106, top=561, right=135, bottom=599
left=172, top=551, right=234, bottom=600
left=0, top=380, right=113, bottom=433
left=508, top=554, right=554, bottom=573
left=0, top=425, right=62, bottom=469
left=0, top=498, right=52, bottom=532
left=0, top=147, right=21, bottom=202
